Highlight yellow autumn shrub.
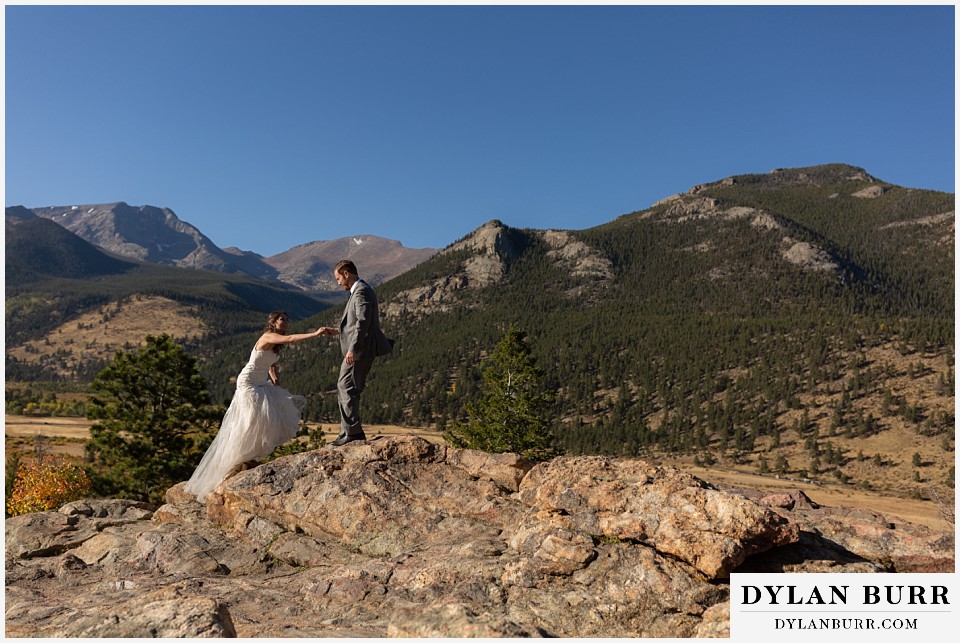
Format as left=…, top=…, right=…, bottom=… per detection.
left=6, top=455, right=93, bottom=516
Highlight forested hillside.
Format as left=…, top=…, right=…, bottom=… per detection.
left=249, top=165, right=954, bottom=498
left=5, top=217, right=138, bottom=285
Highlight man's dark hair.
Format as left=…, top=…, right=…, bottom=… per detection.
left=335, top=259, right=358, bottom=275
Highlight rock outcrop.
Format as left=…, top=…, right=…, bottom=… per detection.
left=852, top=185, right=887, bottom=199
left=5, top=436, right=954, bottom=638
left=541, top=229, right=612, bottom=298
left=650, top=197, right=845, bottom=278
left=382, top=220, right=526, bottom=318
left=382, top=221, right=616, bottom=317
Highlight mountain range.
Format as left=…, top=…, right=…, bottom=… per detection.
left=5, top=163, right=955, bottom=501
left=11, top=202, right=437, bottom=292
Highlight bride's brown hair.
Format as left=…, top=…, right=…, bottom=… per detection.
left=265, top=311, right=289, bottom=354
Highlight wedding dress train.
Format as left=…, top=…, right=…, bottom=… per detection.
left=184, top=348, right=305, bottom=501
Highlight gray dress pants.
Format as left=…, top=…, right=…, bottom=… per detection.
left=337, top=355, right=374, bottom=437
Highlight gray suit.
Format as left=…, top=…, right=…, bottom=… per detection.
left=337, top=279, right=392, bottom=437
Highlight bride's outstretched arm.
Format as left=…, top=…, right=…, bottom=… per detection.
left=255, top=327, right=329, bottom=351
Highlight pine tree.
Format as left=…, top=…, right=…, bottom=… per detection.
left=5, top=452, right=22, bottom=517
left=444, top=325, right=559, bottom=461
left=86, top=334, right=223, bottom=503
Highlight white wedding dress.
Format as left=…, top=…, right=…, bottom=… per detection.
left=184, top=348, right=305, bottom=501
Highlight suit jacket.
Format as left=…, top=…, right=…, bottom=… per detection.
left=339, top=279, right=393, bottom=359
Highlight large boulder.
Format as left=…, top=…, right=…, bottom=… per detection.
left=719, top=487, right=954, bottom=574
left=514, top=456, right=798, bottom=578
left=206, top=437, right=527, bottom=557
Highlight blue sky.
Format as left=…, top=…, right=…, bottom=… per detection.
left=4, top=3, right=955, bottom=257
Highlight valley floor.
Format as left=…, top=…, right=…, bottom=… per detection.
left=679, top=462, right=952, bottom=531
left=5, top=414, right=953, bottom=532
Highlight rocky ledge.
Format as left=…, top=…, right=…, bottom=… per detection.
left=5, top=436, right=954, bottom=637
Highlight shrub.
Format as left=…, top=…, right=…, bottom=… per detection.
left=6, top=455, right=93, bottom=516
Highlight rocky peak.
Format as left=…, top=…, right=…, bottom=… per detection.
left=265, top=236, right=438, bottom=292
left=763, top=163, right=880, bottom=186
left=6, top=436, right=953, bottom=637
left=445, top=218, right=525, bottom=287
left=447, top=219, right=517, bottom=257
left=22, top=202, right=435, bottom=289
left=26, top=201, right=283, bottom=279
left=33, top=202, right=200, bottom=263
left=383, top=220, right=527, bottom=319
left=683, top=164, right=880, bottom=196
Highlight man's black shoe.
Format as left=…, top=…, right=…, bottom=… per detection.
left=331, top=433, right=366, bottom=446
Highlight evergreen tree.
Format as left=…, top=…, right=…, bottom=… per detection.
left=444, top=325, right=559, bottom=461
left=5, top=452, right=22, bottom=517
left=85, top=334, right=223, bottom=503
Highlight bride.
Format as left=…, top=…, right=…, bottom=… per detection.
left=184, top=311, right=332, bottom=501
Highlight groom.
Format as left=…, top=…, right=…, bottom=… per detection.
left=327, top=259, right=393, bottom=446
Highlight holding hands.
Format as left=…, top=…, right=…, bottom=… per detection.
left=296, top=326, right=337, bottom=340
left=256, top=316, right=338, bottom=352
